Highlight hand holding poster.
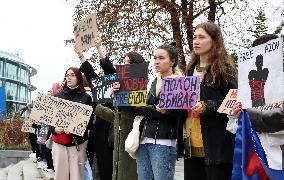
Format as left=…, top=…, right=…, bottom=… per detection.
left=30, top=93, right=93, bottom=136
left=217, top=89, right=238, bottom=115
left=237, top=38, right=284, bottom=108
left=73, top=13, right=98, bottom=51
left=113, top=62, right=149, bottom=106
left=92, top=74, right=116, bottom=104
left=159, top=76, right=200, bottom=109
left=21, top=118, right=35, bottom=133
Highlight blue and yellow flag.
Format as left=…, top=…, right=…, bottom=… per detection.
left=0, top=86, right=6, bottom=120
left=232, top=110, right=284, bottom=180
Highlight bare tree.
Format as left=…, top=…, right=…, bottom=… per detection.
left=67, top=0, right=250, bottom=73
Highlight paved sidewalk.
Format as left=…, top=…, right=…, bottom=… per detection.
left=174, top=158, right=184, bottom=180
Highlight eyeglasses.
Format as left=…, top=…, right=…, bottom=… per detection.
left=65, top=73, right=76, bottom=78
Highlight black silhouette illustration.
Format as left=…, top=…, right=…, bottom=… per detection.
left=248, top=54, right=269, bottom=107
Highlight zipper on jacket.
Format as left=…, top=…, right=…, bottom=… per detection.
left=154, top=121, right=160, bottom=144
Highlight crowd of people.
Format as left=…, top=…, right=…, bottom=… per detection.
left=21, top=21, right=284, bottom=180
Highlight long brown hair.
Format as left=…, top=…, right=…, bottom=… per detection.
left=64, top=67, right=85, bottom=92
left=186, top=21, right=237, bottom=86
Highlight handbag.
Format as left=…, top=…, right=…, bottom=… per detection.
left=52, top=133, right=72, bottom=145
left=125, top=116, right=144, bottom=159
left=45, top=136, right=53, bottom=149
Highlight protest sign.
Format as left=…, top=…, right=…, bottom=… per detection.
left=238, top=38, right=284, bottom=108
left=255, top=100, right=284, bottom=111
left=73, top=13, right=98, bottom=51
left=114, top=62, right=149, bottom=106
left=113, top=90, right=148, bottom=106
left=217, top=89, right=238, bottom=115
left=21, top=118, right=35, bottom=133
left=92, top=74, right=116, bottom=104
left=30, top=93, right=93, bottom=136
left=159, top=76, right=200, bottom=109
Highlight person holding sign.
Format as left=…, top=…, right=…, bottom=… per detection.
left=130, top=44, right=186, bottom=180
left=184, top=22, right=237, bottom=180
left=77, top=38, right=145, bottom=180
left=232, top=34, right=284, bottom=170
left=76, top=36, right=115, bottom=180
left=50, top=67, right=92, bottom=180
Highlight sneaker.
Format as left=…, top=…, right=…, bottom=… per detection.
left=43, top=168, right=54, bottom=173
left=37, top=162, right=47, bottom=169
left=29, top=153, right=36, bottom=158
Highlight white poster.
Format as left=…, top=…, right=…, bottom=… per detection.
left=238, top=38, right=284, bottom=108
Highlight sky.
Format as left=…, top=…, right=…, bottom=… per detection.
left=0, top=0, right=80, bottom=100
left=0, top=0, right=283, bottom=101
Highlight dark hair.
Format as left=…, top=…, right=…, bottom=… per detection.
left=186, top=21, right=237, bottom=86
left=252, top=34, right=279, bottom=47
left=64, top=67, right=85, bottom=92
left=124, top=52, right=145, bottom=64
left=157, top=44, right=179, bottom=70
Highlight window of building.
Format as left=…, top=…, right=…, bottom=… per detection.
left=6, top=63, right=18, bottom=80
left=19, top=67, right=28, bottom=83
left=19, top=85, right=27, bottom=102
left=5, top=82, right=18, bottom=101
left=0, top=59, right=3, bottom=76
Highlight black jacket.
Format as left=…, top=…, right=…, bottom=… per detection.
left=51, top=86, right=92, bottom=147
left=187, top=64, right=237, bottom=164
left=135, top=78, right=186, bottom=140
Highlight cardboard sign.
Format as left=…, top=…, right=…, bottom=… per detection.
left=114, top=62, right=149, bottom=106
left=73, top=13, right=98, bottom=51
left=21, top=118, right=35, bottom=133
left=255, top=101, right=284, bottom=111
left=217, top=89, right=238, bottom=115
left=238, top=38, right=284, bottom=108
left=159, top=76, right=200, bottom=109
left=30, top=93, right=93, bottom=136
left=113, top=90, right=148, bottom=106
left=92, top=74, right=116, bottom=104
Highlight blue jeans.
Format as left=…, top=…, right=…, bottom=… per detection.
left=84, top=160, right=93, bottom=180
left=136, top=143, right=177, bottom=180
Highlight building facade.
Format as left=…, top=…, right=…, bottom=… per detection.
left=0, top=50, right=37, bottom=114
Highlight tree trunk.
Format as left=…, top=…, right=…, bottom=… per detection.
left=208, top=0, right=216, bottom=22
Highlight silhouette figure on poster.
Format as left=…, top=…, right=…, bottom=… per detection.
left=248, top=54, right=269, bottom=107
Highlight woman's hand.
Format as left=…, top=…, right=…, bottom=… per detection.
left=112, top=82, right=120, bottom=95
left=63, top=128, right=70, bottom=134
left=55, top=127, right=64, bottom=134
left=232, top=102, right=242, bottom=119
left=156, top=105, right=166, bottom=114
left=95, top=35, right=102, bottom=48
left=191, top=102, right=204, bottom=115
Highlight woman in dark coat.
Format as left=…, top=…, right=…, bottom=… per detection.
left=184, top=21, right=237, bottom=180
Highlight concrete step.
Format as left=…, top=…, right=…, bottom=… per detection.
left=0, top=165, right=13, bottom=180
left=6, top=160, right=24, bottom=180
left=174, top=158, right=184, bottom=180
left=22, top=158, right=44, bottom=180
left=39, top=168, right=54, bottom=180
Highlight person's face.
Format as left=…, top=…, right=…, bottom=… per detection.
left=65, top=69, right=78, bottom=88
left=123, top=56, right=131, bottom=65
left=193, top=28, right=213, bottom=56
left=154, top=49, right=174, bottom=73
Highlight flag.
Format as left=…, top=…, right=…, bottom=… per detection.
left=232, top=110, right=284, bottom=180
left=0, top=86, right=6, bottom=120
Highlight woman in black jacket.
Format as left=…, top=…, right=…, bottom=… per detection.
left=132, top=44, right=185, bottom=180
left=51, top=67, right=92, bottom=180
left=184, top=22, right=237, bottom=180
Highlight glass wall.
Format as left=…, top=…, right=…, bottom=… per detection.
left=0, top=60, right=3, bottom=76
left=6, top=63, right=17, bottom=80
left=19, top=85, right=27, bottom=102
left=5, top=82, right=18, bottom=101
